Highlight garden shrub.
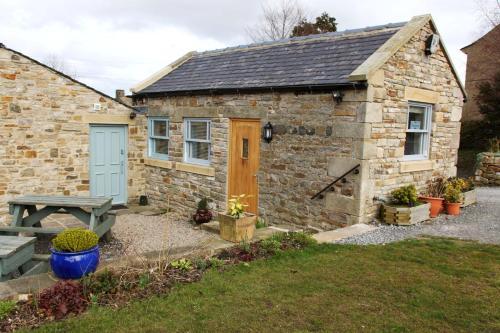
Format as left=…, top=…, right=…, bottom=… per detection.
left=81, top=269, right=119, bottom=296
left=52, top=228, right=98, bottom=252
left=170, top=259, right=193, bottom=271
left=208, top=257, right=224, bottom=268
left=0, top=300, right=15, bottom=320
left=238, top=239, right=252, bottom=253
left=270, top=232, right=317, bottom=249
left=36, top=280, right=88, bottom=320
left=260, top=238, right=282, bottom=255
left=444, top=183, right=463, bottom=203
left=391, top=185, right=418, bottom=207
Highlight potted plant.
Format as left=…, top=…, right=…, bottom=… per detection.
left=419, top=177, right=446, bottom=218
left=192, top=198, right=213, bottom=224
left=448, top=177, right=476, bottom=207
left=383, top=185, right=430, bottom=225
left=50, top=228, right=100, bottom=279
left=444, top=183, right=463, bottom=216
left=218, top=194, right=256, bottom=243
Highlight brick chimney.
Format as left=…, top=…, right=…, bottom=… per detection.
left=115, top=89, right=125, bottom=99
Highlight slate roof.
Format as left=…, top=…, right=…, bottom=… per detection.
left=137, top=22, right=405, bottom=95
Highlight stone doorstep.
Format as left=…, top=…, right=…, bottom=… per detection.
left=312, top=224, right=378, bottom=244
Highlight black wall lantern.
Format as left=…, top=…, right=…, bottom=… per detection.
left=263, top=122, right=273, bottom=143
left=332, top=90, right=344, bottom=104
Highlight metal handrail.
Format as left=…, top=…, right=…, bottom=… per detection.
left=310, top=164, right=360, bottom=200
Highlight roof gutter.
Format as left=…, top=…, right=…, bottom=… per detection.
left=133, top=82, right=368, bottom=98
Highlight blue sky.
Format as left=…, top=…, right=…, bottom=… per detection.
left=0, top=0, right=495, bottom=95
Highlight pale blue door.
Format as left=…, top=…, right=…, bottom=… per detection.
left=89, top=125, right=127, bottom=204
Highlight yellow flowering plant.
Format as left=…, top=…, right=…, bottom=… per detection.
left=228, top=194, right=249, bottom=218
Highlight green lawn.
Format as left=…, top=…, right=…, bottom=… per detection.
left=27, top=238, right=499, bottom=333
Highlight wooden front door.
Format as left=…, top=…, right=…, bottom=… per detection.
left=228, top=119, right=260, bottom=215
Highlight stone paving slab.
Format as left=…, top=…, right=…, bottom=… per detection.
left=312, top=224, right=378, bottom=243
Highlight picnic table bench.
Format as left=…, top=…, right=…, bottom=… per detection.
left=0, top=236, right=48, bottom=281
left=0, top=195, right=116, bottom=240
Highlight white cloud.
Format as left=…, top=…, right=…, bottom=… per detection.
left=0, top=0, right=488, bottom=95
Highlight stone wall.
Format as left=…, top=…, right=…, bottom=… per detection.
left=143, top=90, right=364, bottom=230
left=0, top=47, right=147, bottom=223
left=362, top=22, right=464, bottom=217
left=475, top=152, right=500, bottom=185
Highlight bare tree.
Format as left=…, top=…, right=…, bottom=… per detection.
left=247, top=0, right=306, bottom=42
left=44, top=54, right=79, bottom=79
left=475, top=0, right=500, bottom=33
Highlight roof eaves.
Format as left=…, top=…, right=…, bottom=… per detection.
left=135, top=81, right=368, bottom=97
left=131, top=51, right=196, bottom=93
left=0, top=43, right=136, bottom=111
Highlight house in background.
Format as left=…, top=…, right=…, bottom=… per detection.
left=131, top=14, right=465, bottom=230
left=0, top=44, right=147, bottom=223
left=461, top=24, right=500, bottom=122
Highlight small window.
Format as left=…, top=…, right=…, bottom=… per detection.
left=148, top=117, right=169, bottom=160
left=184, top=119, right=211, bottom=165
left=242, top=138, right=249, bottom=159
left=404, top=102, right=432, bottom=160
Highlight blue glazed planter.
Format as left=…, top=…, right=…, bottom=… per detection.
left=50, top=246, right=100, bottom=279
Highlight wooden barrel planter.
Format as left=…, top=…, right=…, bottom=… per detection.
left=383, top=203, right=431, bottom=226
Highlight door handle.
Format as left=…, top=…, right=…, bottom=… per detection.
left=120, top=161, right=124, bottom=174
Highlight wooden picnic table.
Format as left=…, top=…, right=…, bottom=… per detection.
left=0, top=195, right=116, bottom=240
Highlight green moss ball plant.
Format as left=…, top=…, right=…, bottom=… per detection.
left=52, top=228, right=99, bottom=253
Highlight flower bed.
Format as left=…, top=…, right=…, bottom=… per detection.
left=0, top=232, right=316, bottom=332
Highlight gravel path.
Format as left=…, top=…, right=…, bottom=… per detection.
left=101, top=213, right=216, bottom=258
left=336, top=187, right=500, bottom=245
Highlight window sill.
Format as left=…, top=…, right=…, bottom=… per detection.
left=144, top=158, right=174, bottom=169
left=400, top=160, right=433, bottom=173
left=176, top=162, right=215, bottom=176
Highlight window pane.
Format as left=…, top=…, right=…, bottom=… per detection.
left=404, top=132, right=423, bottom=155
left=242, top=138, right=249, bottom=159
left=154, top=139, right=169, bottom=155
left=189, top=121, right=208, bottom=140
left=189, top=142, right=209, bottom=160
left=408, top=106, right=426, bottom=130
left=153, top=120, right=167, bottom=137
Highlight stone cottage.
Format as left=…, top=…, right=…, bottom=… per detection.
left=0, top=44, right=147, bottom=223
left=131, top=14, right=465, bottom=230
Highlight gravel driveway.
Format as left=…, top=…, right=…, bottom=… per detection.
left=101, top=213, right=216, bottom=258
left=336, top=187, right=500, bottom=245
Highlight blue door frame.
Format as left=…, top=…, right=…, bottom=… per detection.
left=89, top=125, right=127, bottom=204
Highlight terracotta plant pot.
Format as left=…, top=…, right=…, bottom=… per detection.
left=418, top=196, right=444, bottom=218
left=446, top=202, right=461, bottom=216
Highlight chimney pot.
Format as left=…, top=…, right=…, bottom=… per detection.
left=115, top=89, right=125, bottom=99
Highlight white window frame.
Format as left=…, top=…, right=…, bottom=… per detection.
left=148, top=117, right=169, bottom=160
left=403, top=102, right=432, bottom=161
left=184, top=118, right=211, bottom=166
